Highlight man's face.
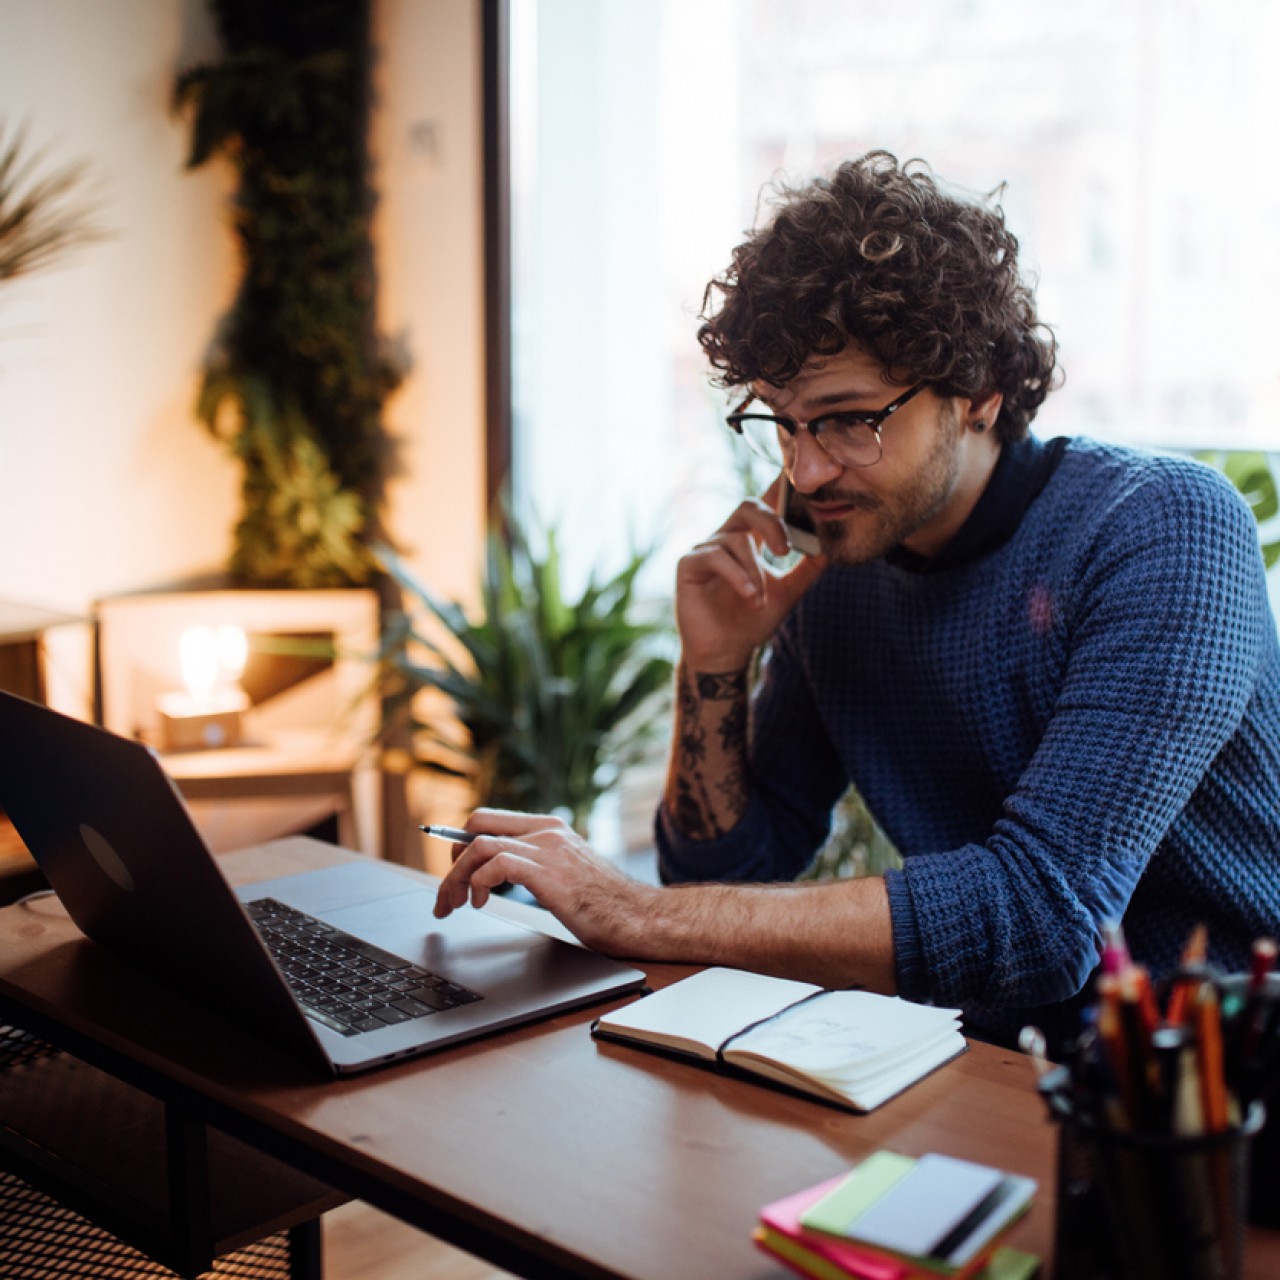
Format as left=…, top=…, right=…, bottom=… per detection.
left=753, top=344, right=979, bottom=565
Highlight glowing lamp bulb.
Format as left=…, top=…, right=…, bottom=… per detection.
left=160, top=625, right=250, bottom=752
left=216, top=624, right=248, bottom=681
left=180, top=626, right=220, bottom=703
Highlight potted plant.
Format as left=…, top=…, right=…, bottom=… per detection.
left=1199, top=450, right=1280, bottom=568
left=375, top=513, right=674, bottom=838
left=0, top=119, right=101, bottom=284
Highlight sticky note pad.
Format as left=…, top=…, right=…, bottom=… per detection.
left=763, top=1158, right=1039, bottom=1280
left=854, top=1154, right=1005, bottom=1257
left=804, top=1152, right=1014, bottom=1260
left=799, top=1150, right=917, bottom=1237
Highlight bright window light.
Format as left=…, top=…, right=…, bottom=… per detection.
left=511, top=0, right=1280, bottom=593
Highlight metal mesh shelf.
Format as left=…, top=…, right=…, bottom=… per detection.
left=0, top=1026, right=339, bottom=1278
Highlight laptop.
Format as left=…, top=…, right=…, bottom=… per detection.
left=0, top=691, right=646, bottom=1075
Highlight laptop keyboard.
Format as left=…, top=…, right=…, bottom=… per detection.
left=245, top=898, right=483, bottom=1038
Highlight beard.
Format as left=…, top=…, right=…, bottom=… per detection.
left=809, top=408, right=965, bottom=565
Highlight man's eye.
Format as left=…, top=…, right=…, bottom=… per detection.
left=821, top=413, right=874, bottom=430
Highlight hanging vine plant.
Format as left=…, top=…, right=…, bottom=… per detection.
left=174, top=0, right=400, bottom=588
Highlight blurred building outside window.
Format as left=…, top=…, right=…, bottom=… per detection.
left=510, top=0, right=1280, bottom=603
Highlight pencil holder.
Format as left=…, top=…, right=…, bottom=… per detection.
left=1220, top=972, right=1280, bottom=1227
left=1244, top=1084, right=1280, bottom=1227
left=1051, top=1099, right=1263, bottom=1280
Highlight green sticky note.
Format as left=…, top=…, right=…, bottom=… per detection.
left=799, top=1150, right=917, bottom=1236
left=980, top=1246, right=1042, bottom=1280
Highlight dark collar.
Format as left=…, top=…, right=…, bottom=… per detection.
left=887, top=434, right=1067, bottom=574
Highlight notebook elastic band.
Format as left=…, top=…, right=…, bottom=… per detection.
left=714, top=988, right=832, bottom=1066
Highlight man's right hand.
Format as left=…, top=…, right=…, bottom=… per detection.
left=674, top=480, right=828, bottom=673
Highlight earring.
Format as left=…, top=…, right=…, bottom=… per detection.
left=972, top=420, right=988, bottom=433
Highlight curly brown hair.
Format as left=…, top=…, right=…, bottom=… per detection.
left=698, top=152, right=1058, bottom=442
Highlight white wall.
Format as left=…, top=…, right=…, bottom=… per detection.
left=0, top=0, right=236, bottom=708
left=373, top=0, right=486, bottom=607
left=0, top=0, right=487, bottom=710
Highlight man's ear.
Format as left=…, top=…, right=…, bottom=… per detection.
left=968, top=389, right=1004, bottom=432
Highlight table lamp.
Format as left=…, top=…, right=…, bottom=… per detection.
left=156, top=625, right=250, bottom=751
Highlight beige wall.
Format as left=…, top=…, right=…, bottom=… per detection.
left=0, top=0, right=487, bottom=711
left=373, top=0, right=487, bottom=606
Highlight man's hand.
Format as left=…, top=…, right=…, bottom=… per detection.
left=675, top=479, right=827, bottom=673
left=433, top=808, right=657, bottom=956
left=432, top=809, right=897, bottom=991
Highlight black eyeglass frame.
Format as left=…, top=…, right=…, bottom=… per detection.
left=726, top=381, right=929, bottom=468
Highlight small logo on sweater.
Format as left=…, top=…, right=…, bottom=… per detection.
left=1028, top=584, right=1056, bottom=634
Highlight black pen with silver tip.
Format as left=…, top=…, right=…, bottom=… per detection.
left=419, top=824, right=477, bottom=844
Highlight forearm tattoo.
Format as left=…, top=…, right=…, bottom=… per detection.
left=670, top=668, right=750, bottom=840
left=693, top=671, right=748, bottom=701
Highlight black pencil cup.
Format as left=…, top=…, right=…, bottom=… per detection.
left=1220, top=972, right=1280, bottom=1227
left=1051, top=1099, right=1263, bottom=1280
left=1245, top=1088, right=1280, bottom=1227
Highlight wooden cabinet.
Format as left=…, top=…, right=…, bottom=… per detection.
left=0, top=600, right=86, bottom=903
left=96, top=589, right=383, bottom=858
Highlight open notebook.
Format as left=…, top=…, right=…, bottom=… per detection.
left=593, top=966, right=966, bottom=1111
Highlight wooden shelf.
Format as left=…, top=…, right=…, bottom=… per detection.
left=0, top=601, right=85, bottom=644
left=154, top=729, right=366, bottom=855
left=154, top=729, right=363, bottom=786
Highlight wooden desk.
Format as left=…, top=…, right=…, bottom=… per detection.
left=0, top=838, right=1276, bottom=1280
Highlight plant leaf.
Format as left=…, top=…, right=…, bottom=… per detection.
left=373, top=506, right=674, bottom=821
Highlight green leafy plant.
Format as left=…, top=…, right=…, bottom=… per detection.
left=1198, top=450, right=1280, bottom=569
left=173, top=0, right=400, bottom=588
left=376, top=519, right=675, bottom=835
left=198, top=370, right=374, bottom=586
left=804, top=787, right=902, bottom=881
left=0, top=119, right=102, bottom=283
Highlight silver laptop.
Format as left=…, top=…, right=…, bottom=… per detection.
left=0, top=691, right=646, bottom=1075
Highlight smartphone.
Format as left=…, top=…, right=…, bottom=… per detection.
left=777, top=475, right=821, bottom=556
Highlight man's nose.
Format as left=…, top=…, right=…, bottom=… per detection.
left=787, top=429, right=845, bottom=492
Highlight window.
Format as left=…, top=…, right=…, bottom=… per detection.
left=510, top=0, right=1280, bottom=591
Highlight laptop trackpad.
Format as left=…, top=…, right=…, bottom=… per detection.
left=239, top=861, right=579, bottom=1002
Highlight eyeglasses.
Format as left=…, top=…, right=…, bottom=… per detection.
left=726, top=382, right=928, bottom=469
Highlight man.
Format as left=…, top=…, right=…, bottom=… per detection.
left=435, top=152, right=1280, bottom=1049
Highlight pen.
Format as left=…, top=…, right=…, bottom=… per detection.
left=1241, top=935, right=1277, bottom=1062
left=1100, top=919, right=1131, bottom=975
left=1118, top=965, right=1161, bottom=1129
left=1019, top=1026, right=1073, bottom=1114
left=1095, top=973, right=1136, bottom=1127
left=1017, top=1024, right=1054, bottom=1083
left=1166, top=923, right=1209, bottom=1025
left=1170, top=1026, right=1205, bottom=1136
left=419, top=824, right=477, bottom=844
left=1151, top=1024, right=1188, bottom=1133
left=1193, top=981, right=1229, bottom=1133
left=1247, top=936, right=1277, bottom=995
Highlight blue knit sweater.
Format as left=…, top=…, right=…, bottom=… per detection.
left=657, top=438, right=1280, bottom=1047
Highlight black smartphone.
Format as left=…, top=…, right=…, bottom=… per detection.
left=777, top=475, right=821, bottom=556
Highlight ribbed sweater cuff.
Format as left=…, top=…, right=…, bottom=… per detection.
left=884, top=868, right=929, bottom=1001
left=654, top=796, right=763, bottom=884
